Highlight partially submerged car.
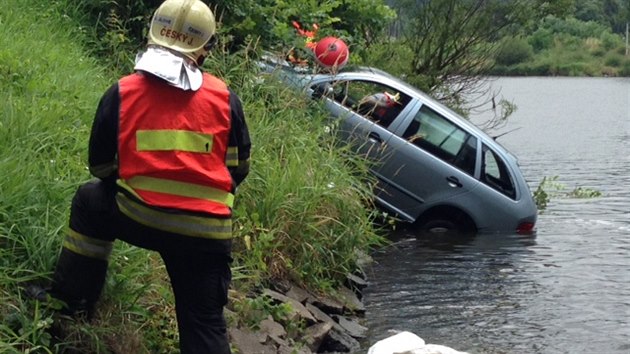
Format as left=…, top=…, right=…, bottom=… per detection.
left=259, top=58, right=537, bottom=236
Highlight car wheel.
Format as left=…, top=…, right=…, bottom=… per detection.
left=415, top=211, right=475, bottom=239
left=418, top=218, right=459, bottom=237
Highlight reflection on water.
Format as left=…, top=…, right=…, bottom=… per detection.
left=361, top=231, right=543, bottom=354
left=361, top=227, right=629, bottom=354
left=360, top=77, right=630, bottom=354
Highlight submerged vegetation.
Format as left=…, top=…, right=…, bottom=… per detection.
left=534, top=176, right=603, bottom=211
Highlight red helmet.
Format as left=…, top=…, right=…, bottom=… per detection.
left=313, top=37, right=349, bottom=69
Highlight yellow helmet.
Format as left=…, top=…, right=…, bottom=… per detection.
left=149, top=0, right=216, bottom=63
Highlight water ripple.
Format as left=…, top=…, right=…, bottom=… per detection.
left=361, top=77, right=630, bottom=354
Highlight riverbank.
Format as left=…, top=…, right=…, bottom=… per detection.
left=0, top=1, right=384, bottom=352
left=228, top=275, right=369, bottom=353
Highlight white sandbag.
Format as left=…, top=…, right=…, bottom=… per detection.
left=413, top=344, right=470, bottom=354
left=367, top=331, right=470, bottom=354
left=367, top=331, right=426, bottom=354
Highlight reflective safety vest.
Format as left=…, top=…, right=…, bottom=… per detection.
left=117, top=72, right=234, bottom=226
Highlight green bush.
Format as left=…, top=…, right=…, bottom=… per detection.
left=528, top=28, right=554, bottom=52
left=356, top=39, right=415, bottom=79
left=556, top=62, right=591, bottom=76
left=604, top=53, right=623, bottom=67
left=590, top=48, right=606, bottom=57
left=557, top=33, right=584, bottom=51
left=542, top=16, right=609, bottom=39
left=520, top=61, right=553, bottom=76
left=495, top=37, right=534, bottom=66
left=514, top=16, right=629, bottom=77
left=600, top=31, right=623, bottom=51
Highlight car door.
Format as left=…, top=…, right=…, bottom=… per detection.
left=310, top=78, right=414, bottom=177
left=374, top=102, right=481, bottom=222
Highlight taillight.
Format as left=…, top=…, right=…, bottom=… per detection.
left=517, top=222, right=535, bottom=234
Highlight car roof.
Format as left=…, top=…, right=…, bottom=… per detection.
left=260, top=60, right=516, bottom=159
left=310, top=68, right=502, bottom=141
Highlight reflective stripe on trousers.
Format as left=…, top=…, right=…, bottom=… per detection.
left=116, top=193, right=233, bottom=239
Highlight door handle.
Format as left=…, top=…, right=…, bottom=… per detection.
left=446, top=176, right=463, bottom=188
left=368, top=132, right=382, bottom=143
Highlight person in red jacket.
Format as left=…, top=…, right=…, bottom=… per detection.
left=39, top=1, right=250, bottom=353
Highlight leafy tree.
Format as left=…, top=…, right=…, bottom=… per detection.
left=389, top=0, right=572, bottom=94
left=209, top=0, right=395, bottom=54
left=213, top=0, right=346, bottom=51
left=330, top=0, right=397, bottom=47
left=68, top=0, right=395, bottom=72
left=574, top=0, right=629, bottom=33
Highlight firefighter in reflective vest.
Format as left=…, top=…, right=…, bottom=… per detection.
left=45, top=1, right=250, bottom=353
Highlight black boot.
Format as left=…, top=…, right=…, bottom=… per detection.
left=49, top=248, right=108, bottom=320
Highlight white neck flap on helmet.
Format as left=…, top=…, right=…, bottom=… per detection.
left=134, top=46, right=202, bottom=91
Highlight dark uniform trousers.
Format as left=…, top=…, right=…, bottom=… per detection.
left=52, top=179, right=232, bottom=354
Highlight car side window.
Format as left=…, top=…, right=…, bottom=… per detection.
left=402, top=105, right=477, bottom=176
left=481, top=144, right=516, bottom=199
left=312, top=80, right=410, bottom=129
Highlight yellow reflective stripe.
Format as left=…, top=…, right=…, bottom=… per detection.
left=62, top=229, right=113, bottom=260
left=116, top=193, right=233, bottom=239
left=226, top=146, right=238, bottom=167
left=124, top=176, right=234, bottom=207
left=137, top=130, right=214, bottom=153
left=117, top=179, right=145, bottom=201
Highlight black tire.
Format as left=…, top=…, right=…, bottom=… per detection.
left=417, top=218, right=460, bottom=238
left=415, top=211, right=476, bottom=239
left=420, top=218, right=459, bottom=234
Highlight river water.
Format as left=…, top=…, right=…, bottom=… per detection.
left=359, top=77, right=630, bottom=354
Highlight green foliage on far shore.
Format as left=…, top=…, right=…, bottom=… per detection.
left=359, top=25, right=628, bottom=97
left=492, top=16, right=630, bottom=76
left=0, top=1, right=384, bottom=352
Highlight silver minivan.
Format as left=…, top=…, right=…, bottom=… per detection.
left=264, top=64, right=538, bottom=235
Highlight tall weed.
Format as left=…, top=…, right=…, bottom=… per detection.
left=2, top=1, right=384, bottom=352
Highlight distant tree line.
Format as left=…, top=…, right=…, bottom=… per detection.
left=573, top=0, right=630, bottom=34
left=70, top=0, right=629, bottom=105
left=73, top=0, right=628, bottom=70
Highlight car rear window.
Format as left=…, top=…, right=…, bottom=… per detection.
left=481, top=144, right=516, bottom=199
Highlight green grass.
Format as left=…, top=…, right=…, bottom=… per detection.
left=1, top=1, right=384, bottom=352
left=232, top=76, right=382, bottom=291
left=0, top=2, right=104, bottom=351
left=0, top=1, right=103, bottom=280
